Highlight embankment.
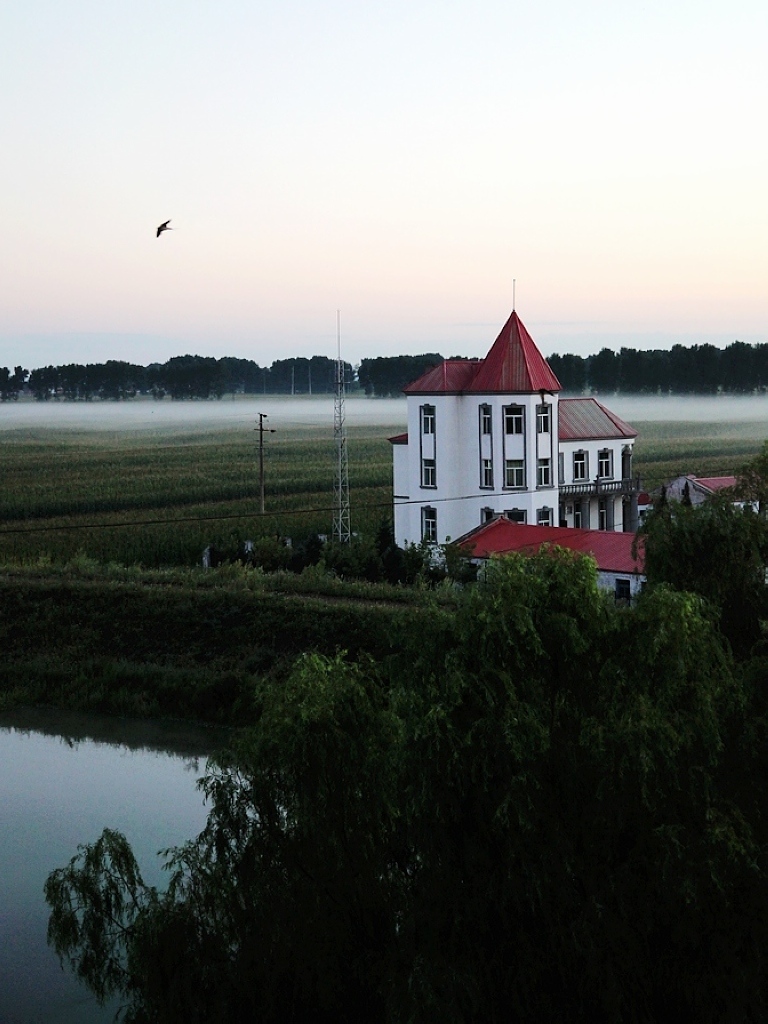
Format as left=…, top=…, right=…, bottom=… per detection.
left=0, top=567, right=453, bottom=726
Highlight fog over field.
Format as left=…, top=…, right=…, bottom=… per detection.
left=1, top=394, right=768, bottom=436
left=598, top=394, right=768, bottom=425
left=0, top=396, right=408, bottom=433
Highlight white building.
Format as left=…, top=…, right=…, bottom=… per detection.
left=390, top=310, right=641, bottom=547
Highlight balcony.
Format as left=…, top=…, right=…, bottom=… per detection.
left=559, top=476, right=641, bottom=498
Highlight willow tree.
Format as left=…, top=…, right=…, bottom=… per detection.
left=46, top=553, right=768, bottom=1023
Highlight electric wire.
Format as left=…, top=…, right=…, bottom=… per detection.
left=0, top=491, right=494, bottom=536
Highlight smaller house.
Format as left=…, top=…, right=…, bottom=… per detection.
left=663, top=475, right=737, bottom=506
left=456, top=517, right=645, bottom=603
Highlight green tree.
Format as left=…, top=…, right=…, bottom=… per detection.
left=641, top=495, right=768, bottom=657
left=733, top=440, right=768, bottom=517
left=47, top=651, right=402, bottom=1023
left=45, top=554, right=768, bottom=1022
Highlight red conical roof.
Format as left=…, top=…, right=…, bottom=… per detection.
left=403, top=311, right=561, bottom=395
left=467, top=310, right=561, bottom=393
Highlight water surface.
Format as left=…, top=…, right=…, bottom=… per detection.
left=0, top=708, right=230, bottom=1024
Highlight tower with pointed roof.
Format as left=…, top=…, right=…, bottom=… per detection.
left=390, top=310, right=640, bottom=548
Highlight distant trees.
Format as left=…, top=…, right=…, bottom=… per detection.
left=548, top=339, right=768, bottom=394
left=22, top=355, right=352, bottom=401
left=357, top=354, right=444, bottom=396
left=0, top=365, right=28, bottom=400
left=28, top=362, right=148, bottom=401
left=9, top=336, right=768, bottom=400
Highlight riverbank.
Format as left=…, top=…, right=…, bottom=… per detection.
left=0, top=564, right=454, bottom=726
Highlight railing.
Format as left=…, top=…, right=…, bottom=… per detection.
left=558, top=476, right=641, bottom=498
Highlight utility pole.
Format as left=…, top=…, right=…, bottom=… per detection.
left=255, top=413, right=276, bottom=514
left=332, top=311, right=351, bottom=543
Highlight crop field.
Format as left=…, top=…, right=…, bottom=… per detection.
left=632, top=417, right=768, bottom=491
left=0, top=419, right=401, bottom=567
left=0, top=403, right=765, bottom=567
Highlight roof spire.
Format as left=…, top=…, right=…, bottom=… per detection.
left=512, top=278, right=516, bottom=311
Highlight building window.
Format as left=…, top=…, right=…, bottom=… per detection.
left=615, top=578, right=631, bottom=604
left=558, top=452, right=564, bottom=485
left=480, top=404, right=492, bottom=435
left=573, top=451, right=588, bottom=481
left=421, top=458, right=436, bottom=488
left=574, top=503, right=583, bottom=528
left=537, top=507, right=553, bottom=527
left=598, top=498, right=607, bottom=530
left=504, top=459, right=524, bottom=488
left=481, top=507, right=494, bottom=524
left=504, top=405, right=524, bottom=435
left=506, top=508, right=527, bottom=523
left=422, top=506, right=437, bottom=543
left=421, top=404, right=435, bottom=435
left=537, top=458, right=551, bottom=487
left=536, top=404, right=551, bottom=434
left=481, top=458, right=493, bottom=488
left=598, top=449, right=613, bottom=479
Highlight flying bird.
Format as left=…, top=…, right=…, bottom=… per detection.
left=156, top=220, right=172, bottom=237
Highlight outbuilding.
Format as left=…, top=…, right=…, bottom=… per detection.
left=455, top=517, right=645, bottom=603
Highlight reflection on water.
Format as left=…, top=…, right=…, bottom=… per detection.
left=0, top=706, right=233, bottom=759
left=0, top=708, right=228, bottom=1024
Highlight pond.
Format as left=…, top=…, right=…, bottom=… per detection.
left=0, top=708, right=231, bottom=1024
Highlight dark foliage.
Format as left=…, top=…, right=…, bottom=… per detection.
left=548, top=339, right=768, bottom=394
left=640, top=495, right=768, bottom=657
left=357, top=354, right=444, bottom=397
left=13, top=335, right=768, bottom=399
left=25, top=355, right=351, bottom=400
left=45, top=553, right=768, bottom=1022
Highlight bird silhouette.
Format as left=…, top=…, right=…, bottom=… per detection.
left=156, top=220, right=172, bottom=237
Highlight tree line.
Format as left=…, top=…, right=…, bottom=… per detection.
left=548, top=339, right=768, bottom=394
left=0, top=355, right=354, bottom=401
left=3, top=337, right=768, bottom=401
left=337, top=341, right=768, bottom=396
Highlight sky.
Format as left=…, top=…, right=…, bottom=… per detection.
left=1, top=0, right=767, bottom=369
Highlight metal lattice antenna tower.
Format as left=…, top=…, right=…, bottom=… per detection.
left=332, top=310, right=351, bottom=543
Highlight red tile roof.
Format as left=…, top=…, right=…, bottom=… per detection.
left=403, top=359, right=480, bottom=394
left=388, top=432, right=408, bottom=445
left=694, top=476, right=737, bottom=492
left=559, top=398, right=637, bottom=441
left=403, top=311, right=561, bottom=395
left=457, top=519, right=644, bottom=575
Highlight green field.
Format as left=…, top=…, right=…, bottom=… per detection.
left=0, top=411, right=765, bottom=567
left=633, top=418, right=768, bottom=491
left=0, top=420, right=401, bottom=566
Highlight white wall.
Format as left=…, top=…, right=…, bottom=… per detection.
left=596, top=570, right=644, bottom=601
left=394, top=391, right=561, bottom=546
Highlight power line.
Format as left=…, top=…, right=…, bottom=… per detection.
left=0, top=492, right=494, bottom=536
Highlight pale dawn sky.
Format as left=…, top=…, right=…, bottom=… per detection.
left=1, top=0, right=766, bottom=368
